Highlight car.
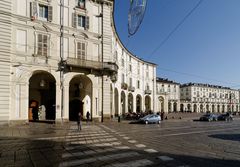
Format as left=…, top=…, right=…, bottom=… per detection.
left=139, top=114, right=161, bottom=124
left=199, top=113, right=218, bottom=121
left=218, top=113, right=233, bottom=121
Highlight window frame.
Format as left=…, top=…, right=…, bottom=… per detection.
left=76, top=41, right=87, bottom=59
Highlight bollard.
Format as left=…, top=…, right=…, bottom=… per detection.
left=118, top=115, right=121, bottom=123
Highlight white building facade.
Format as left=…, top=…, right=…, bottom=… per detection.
left=156, top=77, right=180, bottom=113
left=180, top=83, right=240, bottom=113
left=0, top=0, right=157, bottom=124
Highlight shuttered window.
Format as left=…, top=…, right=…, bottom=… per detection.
left=72, top=13, right=89, bottom=30
left=37, top=34, right=48, bottom=57
left=78, top=15, right=85, bottom=27
left=30, top=2, right=52, bottom=22
left=77, top=42, right=86, bottom=59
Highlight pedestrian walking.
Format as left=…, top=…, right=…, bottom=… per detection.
left=86, top=111, right=90, bottom=124
left=160, top=111, right=165, bottom=121
left=77, top=112, right=82, bottom=131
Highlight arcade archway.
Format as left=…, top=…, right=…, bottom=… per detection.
left=69, top=75, right=92, bottom=121
left=136, top=94, right=142, bottom=113
left=29, top=71, right=56, bottom=121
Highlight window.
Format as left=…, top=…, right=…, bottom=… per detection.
left=146, top=71, right=149, bottom=78
left=77, top=0, right=85, bottom=9
left=72, top=14, right=89, bottom=30
left=129, top=64, right=132, bottom=72
left=78, top=15, right=86, bottom=27
left=77, top=42, right=86, bottom=59
left=39, top=4, right=48, bottom=19
left=146, top=83, right=150, bottom=90
left=129, top=78, right=132, bottom=87
left=114, top=51, right=118, bottom=62
left=137, top=80, right=140, bottom=89
left=37, top=34, right=48, bottom=57
left=121, top=58, right=124, bottom=67
left=30, top=2, right=52, bottom=22
left=122, top=74, right=125, bottom=83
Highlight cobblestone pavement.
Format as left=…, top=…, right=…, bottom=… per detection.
left=0, top=119, right=240, bottom=167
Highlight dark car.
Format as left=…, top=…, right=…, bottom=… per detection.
left=199, top=113, right=218, bottom=121
left=218, top=113, right=233, bottom=121
left=139, top=114, right=161, bottom=124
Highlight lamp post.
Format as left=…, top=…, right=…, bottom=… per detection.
left=96, top=2, right=103, bottom=122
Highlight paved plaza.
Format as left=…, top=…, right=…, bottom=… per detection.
left=0, top=118, right=240, bottom=167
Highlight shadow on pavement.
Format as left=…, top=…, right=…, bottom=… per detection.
left=209, top=134, right=240, bottom=142
left=0, top=123, right=240, bottom=167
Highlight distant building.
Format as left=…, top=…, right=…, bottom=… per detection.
left=156, top=77, right=180, bottom=113
left=180, top=83, right=240, bottom=113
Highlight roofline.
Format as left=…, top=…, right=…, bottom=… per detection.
left=180, top=82, right=238, bottom=90
left=156, top=77, right=180, bottom=85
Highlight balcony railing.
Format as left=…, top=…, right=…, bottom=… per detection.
left=128, top=86, right=135, bottom=92
left=121, top=83, right=128, bottom=90
left=145, top=89, right=152, bottom=94
left=66, top=57, right=118, bottom=73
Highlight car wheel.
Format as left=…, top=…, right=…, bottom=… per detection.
left=145, top=120, right=148, bottom=124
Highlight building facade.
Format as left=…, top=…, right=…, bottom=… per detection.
left=0, top=0, right=157, bottom=124
left=180, top=83, right=240, bottom=113
left=156, top=77, right=180, bottom=113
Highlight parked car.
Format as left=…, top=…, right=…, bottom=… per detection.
left=199, top=113, right=218, bottom=121
left=218, top=113, right=233, bottom=121
left=139, top=114, right=161, bottom=124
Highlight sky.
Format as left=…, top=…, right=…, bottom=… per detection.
left=113, top=0, right=240, bottom=89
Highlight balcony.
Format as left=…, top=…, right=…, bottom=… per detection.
left=121, top=83, right=128, bottom=90
left=66, top=57, right=118, bottom=74
left=145, top=89, right=152, bottom=94
left=128, top=86, right=135, bottom=92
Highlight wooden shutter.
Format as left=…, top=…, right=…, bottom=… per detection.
left=72, top=13, right=77, bottom=28
left=75, top=0, right=79, bottom=7
left=85, top=16, right=89, bottom=30
left=30, top=1, right=38, bottom=18
left=48, top=6, right=53, bottom=22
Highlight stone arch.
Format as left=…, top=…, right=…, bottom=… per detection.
left=114, top=88, right=119, bottom=116
left=69, top=75, right=93, bottom=121
left=158, top=96, right=164, bottom=113
left=193, top=104, right=197, bottom=112
left=29, top=70, right=56, bottom=121
left=136, top=94, right=142, bottom=113
left=128, top=93, right=133, bottom=113
left=187, top=104, right=191, bottom=112
left=168, top=102, right=171, bottom=112
left=145, top=95, right=151, bottom=113
left=173, top=102, right=177, bottom=112
left=212, top=104, right=215, bottom=113
left=121, top=91, right=126, bottom=115
left=180, top=104, right=184, bottom=112
left=200, top=104, right=203, bottom=113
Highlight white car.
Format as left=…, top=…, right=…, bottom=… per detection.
left=139, top=114, right=161, bottom=124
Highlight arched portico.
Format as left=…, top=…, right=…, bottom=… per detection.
left=145, top=95, right=151, bottom=113
left=69, top=75, right=92, bottom=121
left=193, top=104, right=197, bottom=112
left=114, top=88, right=119, bottom=116
left=128, top=93, right=133, bottom=113
left=136, top=94, right=142, bottom=113
left=121, top=91, right=126, bottom=115
left=29, top=71, right=56, bottom=121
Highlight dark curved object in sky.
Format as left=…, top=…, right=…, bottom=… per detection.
left=128, top=0, right=147, bottom=36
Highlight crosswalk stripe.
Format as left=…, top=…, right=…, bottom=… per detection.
left=103, top=159, right=154, bottom=167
